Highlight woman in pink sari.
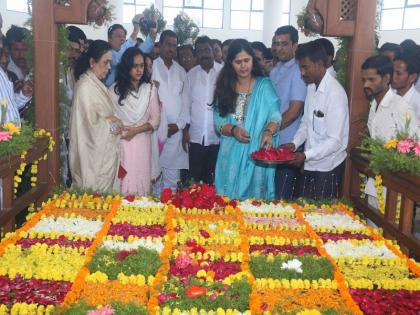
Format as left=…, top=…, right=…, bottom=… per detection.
left=109, top=47, right=160, bottom=195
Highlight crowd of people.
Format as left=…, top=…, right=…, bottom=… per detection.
left=0, top=11, right=419, bottom=202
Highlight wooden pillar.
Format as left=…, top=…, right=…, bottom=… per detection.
left=31, top=0, right=88, bottom=195
left=314, top=0, right=377, bottom=198
left=32, top=0, right=60, bottom=192
left=343, top=0, right=377, bottom=197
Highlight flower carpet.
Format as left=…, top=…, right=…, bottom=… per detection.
left=0, top=185, right=419, bottom=314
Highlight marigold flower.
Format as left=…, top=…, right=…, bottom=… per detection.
left=384, top=138, right=397, bottom=149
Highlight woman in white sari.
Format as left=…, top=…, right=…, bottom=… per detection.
left=109, top=47, right=160, bottom=195
left=70, top=40, right=122, bottom=193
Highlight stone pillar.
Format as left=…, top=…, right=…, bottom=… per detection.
left=262, top=0, right=286, bottom=46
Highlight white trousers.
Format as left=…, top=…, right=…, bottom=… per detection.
left=162, top=168, right=180, bottom=191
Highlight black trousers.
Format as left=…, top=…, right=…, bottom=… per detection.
left=188, top=142, right=219, bottom=184
left=299, top=161, right=345, bottom=200
left=275, top=164, right=301, bottom=200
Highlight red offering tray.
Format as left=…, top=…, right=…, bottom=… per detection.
left=251, top=147, right=294, bottom=164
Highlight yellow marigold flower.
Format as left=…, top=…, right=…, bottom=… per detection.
left=297, top=309, right=322, bottom=315
left=3, top=123, right=21, bottom=135
left=384, top=138, right=397, bottom=149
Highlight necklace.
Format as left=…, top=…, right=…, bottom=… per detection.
left=233, top=78, right=253, bottom=125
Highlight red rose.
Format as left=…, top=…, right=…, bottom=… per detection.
left=161, top=188, right=173, bottom=203
left=200, top=184, right=215, bottom=199
left=182, top=196, right=194, bottom=209
left=199, top=229, right=210, bottom=238
left=228, top=200, right=237, bottom=208
left=193, top=197, right=207, bottom=209
left=186, top=239, right=197, bottom=247
left=124, top=194, right=135, bottom=202
left=180, top=190, right=191, bottom=200
left=214, top=195, right=225, bottom=206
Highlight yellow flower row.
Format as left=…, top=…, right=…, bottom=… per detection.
left=175, top=234, right=241, bottom=246
left=255, top=278, right=338, bottom=290
left=158, top=307, right=250, bottom=315
left=334, top=256, right=402, bottom=266
left=84, top=271, right=155, bottom=286
left=19, top=230, right=95, bottom=241
left=175, top=205, right=236, bottom=216
left=347, top=278, right=420, bottom=290
left=112, top=205, right=166, bottom=225
left=54, top=199, right=111, bottom=211
left=244, top=211, right=295, bottom=219
left=117, top=272, right=155, bottom=286
left=0, top=244, right=85, bottom=282
left=172, top=249, right=243, bottom=262
left=174, top=217, right=239, bottom=231
left=104, top=234, right=165, bottom=243
left=222, top=272, right=250, bottom=286
left=1, top=303, right=55, bottom=315
left=59, top=192, right=120, bottom=202
left=337, top=259, right=410, bottom=277
left=248, top=236, right=315, bottom=246
left=244, top=223, right=305, bottom=232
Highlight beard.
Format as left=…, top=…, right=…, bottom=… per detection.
left=363, top=87, right=383, bottom=102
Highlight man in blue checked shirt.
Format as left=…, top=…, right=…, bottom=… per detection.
left=270, top=25, right=307, bottom=200
left=105, top=13, right=156, bottom=86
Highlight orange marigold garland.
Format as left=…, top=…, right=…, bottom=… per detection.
left=61, top=198, right=121, bottom=308
left=293, top=204, right=364, bottom=315
left=236, top=206, right=261, bottom=314
left=147, top=204, right=175, bottom=314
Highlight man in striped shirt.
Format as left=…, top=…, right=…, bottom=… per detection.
left=0, top=44, right=32, bottom=125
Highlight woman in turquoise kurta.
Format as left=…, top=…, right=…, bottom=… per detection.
left=213, top=39, right=282, bottom=200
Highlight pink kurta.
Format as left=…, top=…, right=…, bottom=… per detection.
left=109, top=83, right=160, bottom=195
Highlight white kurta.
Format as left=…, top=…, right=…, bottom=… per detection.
left=152, top=57, right=190, bottom=170
left=365, top=88, right=419, bottom=197
left=186, top=63, right=222, bottom=146
left=401, top=85, right=420, bottom=129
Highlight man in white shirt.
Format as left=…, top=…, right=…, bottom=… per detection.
left=282, top=41, right=349, bottom=200
left=362, top=55, right=418, bottom=208
left=184, top=36, right=222, bottom=184
left=5, top=25, right=28, bottom=81
left=152, top=30, right=190, bottom=191
left=391, top=52, right=420, bottom=125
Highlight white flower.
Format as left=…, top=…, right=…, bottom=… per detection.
left=239, top=200, right=295, bottom=215
left=121, top=197, right=164, bottom=208
left=30, top=217, right=103, bottom=236
left=223, top=229, right=234, bottom=235
left=324, top=240, right=397, bottom=258
left=304, top=213, right=365, bottom=230
left=281, top=258, right=303, bottom=273
left=208, top=223, right=217, bottom=231
left=102, top=239, right=164, bottom=253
